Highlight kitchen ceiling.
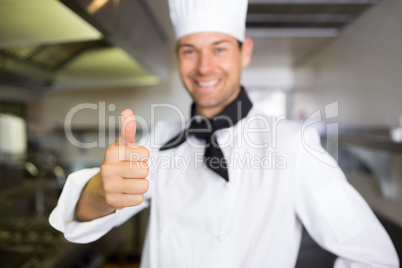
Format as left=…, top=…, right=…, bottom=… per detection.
left=1, top=40, right=109, bottom=71
left=243, top=0, right=383, bottom=69
left=0, top=0, right=160, bottom=92
left=0, top=0, right=382, bottom=93
left=0, top=0, right=101, bottom=46
left=246, top=0, right=382, bottom=36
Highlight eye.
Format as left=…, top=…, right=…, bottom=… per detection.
left=215, top=47, right=226, bottom=54
left=182, top=49, right=195, bottom=55
left=180, top=49, right=198, bottom=59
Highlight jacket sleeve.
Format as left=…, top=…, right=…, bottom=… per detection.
left=48, top=167, right=150, bottom=244
left=294, top=129, right=399, bottom=267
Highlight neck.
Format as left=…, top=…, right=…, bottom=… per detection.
left=196, top=106, right=223, bottom=119
left=195, top=86, right=242, bottom=119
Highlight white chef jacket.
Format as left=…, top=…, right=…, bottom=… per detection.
left=49, top=107, right=399, bottom=268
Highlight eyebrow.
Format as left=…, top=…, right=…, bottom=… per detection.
left=212, top=40, right=232, bottom=45
left=177, top=44, right=195, bottom=49
left=177, top=40, right=232, bottom=49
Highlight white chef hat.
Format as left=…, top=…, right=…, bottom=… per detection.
left=168, top=0, right=248, bottom=42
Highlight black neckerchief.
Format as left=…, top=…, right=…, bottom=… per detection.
left=160, top=86, right=253, bottom=181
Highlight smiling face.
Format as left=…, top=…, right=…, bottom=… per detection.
left=176, top=32, right=253, bottom=118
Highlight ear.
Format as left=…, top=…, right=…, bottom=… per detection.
left=241, top=37, right=254, bottom=67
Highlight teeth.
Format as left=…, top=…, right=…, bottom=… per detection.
left=197, top=79, right=220, bottom=87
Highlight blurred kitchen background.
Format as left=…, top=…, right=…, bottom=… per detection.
left=0, top=0, right=401, bottom=267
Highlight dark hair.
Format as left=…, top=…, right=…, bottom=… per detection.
left=238, top=40, right=243, bottom=49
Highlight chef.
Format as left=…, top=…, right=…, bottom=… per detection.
left=49, top=0, right=399, bottom=267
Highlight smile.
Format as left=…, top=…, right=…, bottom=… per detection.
left=195, top=79, right=221, bottom=87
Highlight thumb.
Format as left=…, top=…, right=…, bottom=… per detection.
left=120, top=109, right=136, bottom=144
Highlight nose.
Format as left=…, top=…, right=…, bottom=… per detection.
left=197, top=52, right=214, bottom=75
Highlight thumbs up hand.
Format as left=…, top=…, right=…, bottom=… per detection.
left=99, top=109, right=150, bottom=210
left=119, top=109, right=137, bottom=145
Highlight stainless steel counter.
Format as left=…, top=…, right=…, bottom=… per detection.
left=340, top=135, right=402, bottom=153
left=338, top=132, right=402, bottom=198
